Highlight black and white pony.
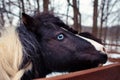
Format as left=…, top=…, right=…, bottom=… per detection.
left=0, top=13, right=107, bottom=80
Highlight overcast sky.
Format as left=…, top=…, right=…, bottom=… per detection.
left=5, top=0, right=120, bottom=27
left=51, top=0, right=120, bottom=27
left=51, top=0, right=93, bottom=26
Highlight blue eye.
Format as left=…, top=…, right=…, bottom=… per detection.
left=57, top=33, right=64, bottom=41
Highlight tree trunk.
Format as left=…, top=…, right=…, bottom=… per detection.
left=77, top=0, right=82, bottom=33
left=99, top=0, right=106, bottom=39
left=36, top=0, right=40, bottom=12
left=0, top=13, right=5, bottom=27
left=103, top=0, right=110, bottom=43
left=21, top=0, right=25, bottom=13
left=43, top=0, right=49, bottom=13
left=92, top=0, right=98, bottom=37
left=0, top=0, right=5, bottom=27
left=72, top=0, right=81, bottom=33
left=66, top=3, right=69, bottom=25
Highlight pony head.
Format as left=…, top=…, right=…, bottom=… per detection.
left=21, top=13, right=107, bottom=78
left=0, top=13, right=108, bottom=80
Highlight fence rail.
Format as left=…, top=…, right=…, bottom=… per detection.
left=35, top=64, right=120, bottom=80
left=104, top=43, right=120, bottom=47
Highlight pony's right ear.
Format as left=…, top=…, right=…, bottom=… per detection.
left=22, top=13, right=37, bottom=32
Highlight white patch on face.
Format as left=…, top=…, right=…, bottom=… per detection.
left=76, top=34, right=107, bottom=53
left=61, top=27, right=68, bottom=31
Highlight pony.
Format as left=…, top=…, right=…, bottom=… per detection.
left=0, top=13, right=108, bottom=80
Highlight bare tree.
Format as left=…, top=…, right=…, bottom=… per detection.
left=99, top=0, right=106, bottom=38
left=20, top=0, right=25, bottom=13
left=67, top=0, right=81, bottom=33
left=66, top=1, right=70, bottom=25
left=99, top=0, right=119, bottom=43
left=103, top=0, right=110, bottom=43
left=36, top=0, right=40, bottom=12
left=0, top=0, right=5, bottom=27
left=0, top=12, right=5, bottom=27
left=43, top=0, right=49, bottom=13
left=92, top=0, right=98, bottom=37
left=73, top=0, right=79, bottom=32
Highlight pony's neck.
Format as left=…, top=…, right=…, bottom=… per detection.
left=17, top=25, right=51, bottom=79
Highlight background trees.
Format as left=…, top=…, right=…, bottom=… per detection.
left=0, top=0, right=120, bottom=52
left=92, top=0, right=98, bottom=37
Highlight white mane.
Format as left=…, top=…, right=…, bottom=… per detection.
left=0, top=27, right=25, bottom=80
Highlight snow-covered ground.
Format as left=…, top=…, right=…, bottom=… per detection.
left=103, top=60, right=118, bottom=66
left=108, top=53, right=120, bottom=58
left=102, top=53, right=120, bottom=66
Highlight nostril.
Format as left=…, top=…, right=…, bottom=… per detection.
left=102, top=47, right=106, bottom=53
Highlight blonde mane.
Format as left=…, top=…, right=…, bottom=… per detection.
left=0, top=27, right=25, bottom=80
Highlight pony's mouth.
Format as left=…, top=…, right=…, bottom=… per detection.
left=98, top=64, right=103, bottom=67
left=96, top=52, right=108, bottom=67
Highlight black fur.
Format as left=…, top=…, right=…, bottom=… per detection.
left=17, top=13, right=107, bottom=79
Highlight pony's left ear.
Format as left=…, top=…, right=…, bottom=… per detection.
left=22, top=13, right=37, bottom=32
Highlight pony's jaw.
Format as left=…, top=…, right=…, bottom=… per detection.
left=40, top=33, right=108, bottom=73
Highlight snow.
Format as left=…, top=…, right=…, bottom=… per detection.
left=46, top=72, right=68, bottom=78
left=108, top=54, right=120, bottom=58
left=103, top=61, right=117, bottom=66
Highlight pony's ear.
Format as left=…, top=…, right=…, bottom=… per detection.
left=22, top=13, right=37, bottom=32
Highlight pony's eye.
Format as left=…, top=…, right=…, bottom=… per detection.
left=57, top=33, right=64, bottom=41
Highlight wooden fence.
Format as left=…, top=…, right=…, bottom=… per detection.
left=35, top=63, right=120, bottom=80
